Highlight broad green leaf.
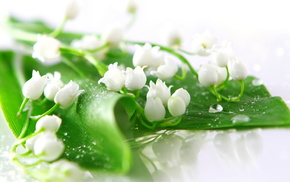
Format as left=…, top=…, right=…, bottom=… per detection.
left=0, top=51, right=134, bottom=173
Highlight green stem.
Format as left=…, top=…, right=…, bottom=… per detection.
left=139, top=151, right=158, bottom=172
left=30, top=103, right=60, bottom=121
left=177, top=48, right=196, bottom=55
left=126, top=12, right=137, bottom=29
left=209, top=86, right=222, bottom=102
left=124, top=40, right=198, bottom=78
left=49, top=17, right=67, bottom=37
left=17, top=98, right=29, bottom=117
left=59, top=47, right=85, bottom=57
left=217, top=66, right=230, bottom=90
left=88, top=42, right=109, bottom=53
left=230, top=80, right=245, bottom=102
left=174, top=64, right=187, bottom=80
left=84, top=54, right=108, bottom=77
left=17, top=106, right=33, bottom=139
left=61, top=56, right=87, bottom=79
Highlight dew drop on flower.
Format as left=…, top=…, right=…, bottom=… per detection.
left=209, top=104, right=223, bottom=113
left=231, top=115, right=250, bottom=125
left=252, top=79, right=263, bottom=86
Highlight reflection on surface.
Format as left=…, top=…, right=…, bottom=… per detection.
left=139, top=129, right=265, bottom=182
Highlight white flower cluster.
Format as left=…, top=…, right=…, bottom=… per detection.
left=99, top=62, right=147, bottom=91
left=192, top=32, right=248, bottom=88
left=133, top=43, right=178, bottom=80
left=145, top=79, right=190, bottom=121
left=22, top=70, right=84, bottom=109
left=26, top=115, right=64, bottom=161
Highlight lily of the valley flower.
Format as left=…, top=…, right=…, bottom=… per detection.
left=32, top=35, right=61, bottom=65
left=192, top=31, right=217, bottom=56
left=198, top=64, right=219, bottom=87
left=101, top=26, right=124, bottom=47
left=62, top=0, right=79, bottom=20
left=163, top=28, right=182, bottom=48
left=228, top=57, right=248, bottom=81
left=213, top=42, right=233, bottom=67
left=153, top=57, right=178, bottom=80
left=168, top=96, right=186, bottom=117
left=124, top=0, right=137, bottom=14
left=35, top=115, right=62, bottom=133
left=54, top=81, right=84, bottom=109
left=34, top=132, right=64, bottom=162
left=98, top=63, right=126, bottom=91
left=209, top=62, right=227, bottom=86
left=49, top=159, right=84, bottom=182
left=171, top=88, right=191, bottom=107
left=144, top=97, right=166, bottom=122
left=133, top=43, right=164, bottom=69
left=125, top=66, right=147, bottom=90
left=22, top=70, right=48, bottom=100
left=146, top=79, right=171, bottom=105
left=71, top=35, right=108, bottom=59
left=44, top=72, right=64, bottom=101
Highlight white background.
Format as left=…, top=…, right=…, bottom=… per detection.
left=1, top=0, right=290, bottom=182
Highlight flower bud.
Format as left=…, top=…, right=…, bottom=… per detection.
left=228, top=57, right=247, bottom=81
left=168, top=96, right=186, bottom=117
left=98, top=63, right=125, bottom=91
left=209, top=62, right=227, bottom=86
left=26, top=134, right=41, bottom=152
left=62, top=0, right=79, bottom=20
left=101, top=26, right=124, bottom=47
left=54, top=81, right=84, bottom=109
left=133, top=43, right=165, bottom=69
left=125, top=66, right=146, bottom=90
left=163, top=28, right=182, bottom=48
left=153, top=57, right=178, bottom=80
left=147, top=79, right=171, bottom=106
left=213, top=42, right=233, bottom=67
left=192, top=30, right=217, bottom=56
left=34, top=132, right=64, bottom=162
left=198, top=64, right=218, bottom=87
left=124, top=0, right=137, bottom=14
left=36, top=115, right=62, bottom=133
left=144, top=97, right=166, bottom=122
left=44, top=72, right=64, bottom=101
left=32, top=35, right=61, bottom=65
left=171, top=88, right=190, bottom=107
left=22, top=70, right=48, bottom=100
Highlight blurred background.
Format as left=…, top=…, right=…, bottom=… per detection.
left=1, top=0, right=290, bottom=181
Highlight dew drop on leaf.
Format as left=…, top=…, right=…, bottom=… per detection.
left=252, top=79, right=263, bottom=86
left=231, top=115, right=250, bottom=125
left=209, top=104, right=223, bottom=113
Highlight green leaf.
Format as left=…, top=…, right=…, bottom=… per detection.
left=0, top=51, right=134, bottom=173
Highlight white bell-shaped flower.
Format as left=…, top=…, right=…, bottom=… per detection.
left=163, top=28, right=182, bottom=48
left=98, top=63, right=126, bottom=91
left=228, top=57, right=248, bottom=81
left=198, top=64, right=219, bottom=87
left=133, top=43, right=165, bottom=69
left=153, top=57, right=178, bottom=80
left=71, top=35, right=108, bottom=59
left=125, top=66, right=146, bottom=91
left=124, top=0, right=137, bottom=14
left=36, top=115, right=62, bottom=133
left=171, top=88, right=191, bottom=107
left=146, top=79, right=171, bottom=106
left=22, top=70, right=48, bottom=100
left=101, top=26, right=124, bottom=47
left=144, top=97, right=166, bottom=122
left=192, top=30, right=217, bottom=56
left=54, top=81, right=84, bottom=109
left=168, top=96, right=186, bottom=117
left=44, top=72, right=64, bottom=101
left=32, top=35, right=61, bottom=65
left=49, top=159, right=83, bottom=182
left=25, top=134, right=41, bottom=152
left=213, top=42, right=233, bottom=67
left=34, top=132, right=65, bottom=162
left=209, top=62, right=227, bottom=86
left=61, top=0, right=79, bottom=20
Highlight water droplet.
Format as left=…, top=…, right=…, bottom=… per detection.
left=239, top=108, right=244, bottom=112
left=252, top=79, right=263, bottom=86
left=231, top=115, right=250, bottom=125
left=209, top=104, right=223, bottom=113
